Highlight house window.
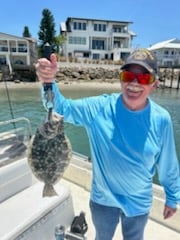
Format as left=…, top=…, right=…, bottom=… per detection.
left=94, top=24, right=106, bottom=32
left=0, top=57, right=6, bottom=65
left=1, top=46, right=8, bottom=52
left=93, top=53, right=100, bottom=59
left=113, top=26, right=127, bottom=33
left=69, top=36, right=86, bottom=45
left=92, top=40, right=105, bottom=50
left=15, top=59, right=24, bottom=65
left=73, top=22, right=86, bottom=30
left=113, top=27, right=122, bottom=33
left=18, top=44, right=27, bottom=52
left=84, top=52, right=89, bottom=58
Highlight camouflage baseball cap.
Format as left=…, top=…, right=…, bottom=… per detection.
left=121, top=49, right=158, bottom=74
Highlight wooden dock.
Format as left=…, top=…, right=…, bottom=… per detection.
left=159, top=67, right=180, bottom=89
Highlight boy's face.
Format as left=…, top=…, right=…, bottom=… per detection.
left=120, top=64, right=158, bottom=110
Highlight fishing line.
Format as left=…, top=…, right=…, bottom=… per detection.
left=2, top=68, right=16, bottom=130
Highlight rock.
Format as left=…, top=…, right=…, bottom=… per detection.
left=14, top=79, right=21, bottom=84
left=56, top=66, right=120, bottom=83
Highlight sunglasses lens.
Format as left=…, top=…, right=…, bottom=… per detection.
left=120, top=71, right=154, bottom=85
left=120, top=71, right=134, bottom=82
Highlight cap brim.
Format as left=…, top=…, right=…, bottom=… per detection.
left=121, top=61, right=154, bottom=74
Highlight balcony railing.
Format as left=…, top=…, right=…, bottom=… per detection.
left=0, top=45, right=27, bottom=53
left=0, top=46, right=8, bottom=52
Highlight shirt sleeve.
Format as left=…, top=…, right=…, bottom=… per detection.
left=156, top=115, right=180, bottom=208
left=41, top=81, right=109, bottom=127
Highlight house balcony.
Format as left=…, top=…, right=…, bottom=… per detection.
left=0, top=45, right=28, bottom=54
left=112, top=32, right=130, bottom=38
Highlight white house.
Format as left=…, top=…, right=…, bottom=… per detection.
left=60, top=17, right=136, bottom=61
left=0, top=32, right=37, bottom=71
left=148, top=38, right=180, bottom=67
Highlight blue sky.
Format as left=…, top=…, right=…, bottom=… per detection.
left=0, top=0, right=179, bottom=48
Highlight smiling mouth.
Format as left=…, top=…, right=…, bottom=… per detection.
left=126, top=85, right=143, bottom=93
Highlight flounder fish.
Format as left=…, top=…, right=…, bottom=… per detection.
left=28, top=113, right=72, bottom=197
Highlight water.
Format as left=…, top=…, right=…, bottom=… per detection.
left=0, top=84, right=180, bottom=165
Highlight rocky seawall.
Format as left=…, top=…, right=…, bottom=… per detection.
left=55, top=66, right=120, bottom=83
left=0, top=62, right=121, bottom=83
left=55, top=64, right=180, bottom=88
left=1, top=61, right=180, bottom=89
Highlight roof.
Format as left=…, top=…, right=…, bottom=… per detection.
left=128, top=30, right=136, bottom=36
left=0, top=32, right=36, bottom=43
left=148, top=38, right=180, bottom=50
left=0, top=32, right=25, bottom=40
left=66, top=17, right=133, bottom=25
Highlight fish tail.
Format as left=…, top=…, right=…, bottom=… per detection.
left=42, top=183, right=58, bottom=197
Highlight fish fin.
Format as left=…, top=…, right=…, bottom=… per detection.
left=42, top=183, right=58, bottom=197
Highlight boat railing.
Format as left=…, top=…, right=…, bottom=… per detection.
left=0, top=117, right=32, bottom=166
left=0, top=117, right=32, bottom=137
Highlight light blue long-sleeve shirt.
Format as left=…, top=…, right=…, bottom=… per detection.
left=42, top=82, right=180, bottom=216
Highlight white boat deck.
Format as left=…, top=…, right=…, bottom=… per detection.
left=0, top=182, right=74, bottom=240
left=62, top=179, right=180, bottom=240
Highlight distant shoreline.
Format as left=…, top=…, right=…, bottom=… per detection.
left=0, top=80, right=121, bottom=91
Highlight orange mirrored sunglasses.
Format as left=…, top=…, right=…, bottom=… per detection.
left=120, top=71, right=155, bottom=85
